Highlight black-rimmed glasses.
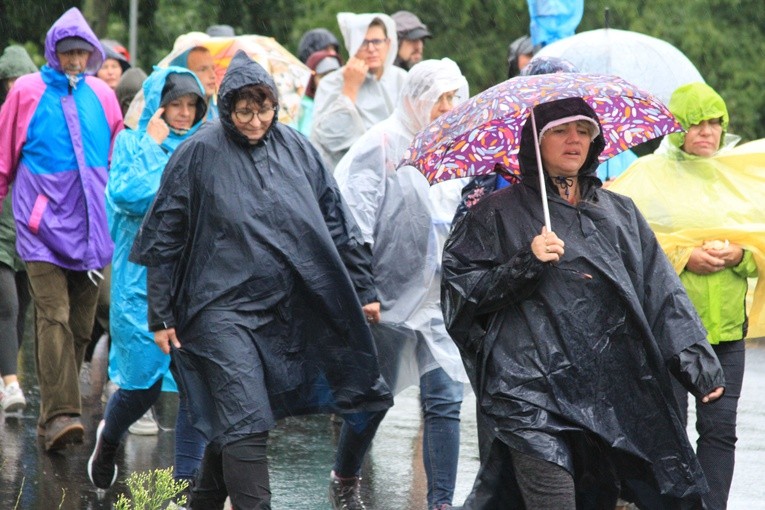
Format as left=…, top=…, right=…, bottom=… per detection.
left=233, top=106, right=277, bottom=124
left=360, top=38, right=389, bottom=49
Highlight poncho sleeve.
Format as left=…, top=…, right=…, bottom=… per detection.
left=129, top=138, right=196, bottom=330
left=304, top=137, right=377, bottom=305
left=441, top=202, right=545, bottom=353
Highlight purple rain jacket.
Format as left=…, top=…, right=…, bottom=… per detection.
left=0, top=7, right=123, bottom=270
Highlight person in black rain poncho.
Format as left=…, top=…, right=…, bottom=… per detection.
left=441, top=97, right=725, bottom=509
left=130, top=50, right=392, bottom=509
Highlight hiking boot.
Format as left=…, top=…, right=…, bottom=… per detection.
left=1, top=382, right=26, bottom=413
left=88, top=420, right=119, bottom=489
left=329, top=470, right=366, bottom=510
left=129, top=407, right=159, bottom=435
left=44, top=415, right=84, bottom=451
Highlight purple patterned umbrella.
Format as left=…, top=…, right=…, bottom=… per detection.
left=402, top=72, right=682, bottom=185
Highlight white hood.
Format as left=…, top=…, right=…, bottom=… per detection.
left=337, top=12, right=398, bottom=70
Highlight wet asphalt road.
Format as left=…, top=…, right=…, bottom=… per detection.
left=1, top=334, right=763, bottom=509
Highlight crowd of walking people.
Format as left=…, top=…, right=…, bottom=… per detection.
left=0, top=6, right=761, bottom=510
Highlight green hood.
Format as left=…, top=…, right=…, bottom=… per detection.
left=0, top=45, right=38, bottom=80
left=667, top=82, right=728, bottom=151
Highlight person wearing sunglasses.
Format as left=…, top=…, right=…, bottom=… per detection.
left=130, top=50, right=392, bottom=509
left=311, top=12, right=407, bottom=172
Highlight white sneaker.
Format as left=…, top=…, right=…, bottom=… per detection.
left=1, top=382, right=27, bottom=413
left=129, top=408, right=159, bottom=435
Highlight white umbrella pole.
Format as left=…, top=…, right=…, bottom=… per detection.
left=530, top=109, right=552, bottom=231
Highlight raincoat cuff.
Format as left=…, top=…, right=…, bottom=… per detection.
left=149, top=319, right=175, bottom=332
left=504, top=246, right=546, bottom=281
left=732, top=249, right=756, bottom=278
left=671, top=340, right=726, bottom=398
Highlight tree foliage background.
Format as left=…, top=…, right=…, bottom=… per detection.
left=2, top=0, right=763, bottom=140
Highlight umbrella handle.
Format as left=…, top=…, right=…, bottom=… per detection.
left=530, top=110, right=552, bottom=231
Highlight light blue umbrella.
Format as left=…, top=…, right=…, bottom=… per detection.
left=535, top=28, right=704, bottom=105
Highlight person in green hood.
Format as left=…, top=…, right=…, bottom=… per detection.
left=665, top=82, right=757, bottom=510
left=0, top=44, right=37, bottom=414
left=0, top=45, right=37, bottom=103
left=612, top=82, right=760, bottom=510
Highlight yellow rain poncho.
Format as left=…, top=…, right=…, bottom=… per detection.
left=610, top=137, right=765, bottom=339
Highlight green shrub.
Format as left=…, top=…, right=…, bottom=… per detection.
left=114, top=467, right=188, bottom=510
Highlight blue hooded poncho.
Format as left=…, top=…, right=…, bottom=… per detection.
left=106, top=67, right=206, bottom=391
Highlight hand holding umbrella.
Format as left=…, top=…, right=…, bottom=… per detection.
left=532, top=226, right=564, bottom=262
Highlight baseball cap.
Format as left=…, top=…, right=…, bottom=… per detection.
left=392, top=11, right=432, bottom=41
left=56, top=36, right=95, bottom=54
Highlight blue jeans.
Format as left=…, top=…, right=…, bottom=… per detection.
left=175, top=392, right=207, bottom=481
left=102, top=377, right=163, bottom=444
left=334, top=367, right=463, bottom=508
left=673, top=340, right=745, bottom=510
left=420, top=367, right=463, bottom=507
left=102, top=378, right=206, bottom=482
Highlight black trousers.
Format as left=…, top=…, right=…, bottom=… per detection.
left=191, top=431, right=271, bottom=510
left=673, top=339, right=745, bottom=510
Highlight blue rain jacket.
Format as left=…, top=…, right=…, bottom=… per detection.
left=106, top=67, right=207, bottom=390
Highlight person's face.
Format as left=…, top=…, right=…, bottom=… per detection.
left=517, top=53, right=533, bottom=72
left=186, top=49, right=217, bottom=98
left=682, top=118, right=723, bottom=157
left=322, top=44, right=338, bottom=56
left=540, top=121, right=593, bottom=178
left=355, top=25, right=390, bottom=73
left=231, top=98, right=276, bottom=144
left=398, top=38, right=424, bottom=67
left=4, top=77, right=17, bottom=92
left=97, top=58, right=123, bottom=89
left=429, top=90, right=459, bottom=122
left=57, top=49, right=90, bottom=76
left=162, top=94, right=198, bottom=131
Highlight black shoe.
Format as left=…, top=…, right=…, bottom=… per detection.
left=87, top=420, right=119, bottom=489
left=329, top=471, right=366, bottom=510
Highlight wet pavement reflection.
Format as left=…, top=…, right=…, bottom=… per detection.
left=1, top=335, right=763, bottom=509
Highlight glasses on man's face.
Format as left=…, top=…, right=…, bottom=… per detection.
left=233, top=105, right=277, bottom=124
left=360, top=38, right=389, bottom=50
left=438, top=92, right=460, bottom=106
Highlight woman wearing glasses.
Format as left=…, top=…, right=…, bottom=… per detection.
left=130, top=51, right=392, bottom=509
left=311, top=12, right=407, bottom=171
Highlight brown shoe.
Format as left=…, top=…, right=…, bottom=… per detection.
left=44, top=415, right=84, bottom=451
